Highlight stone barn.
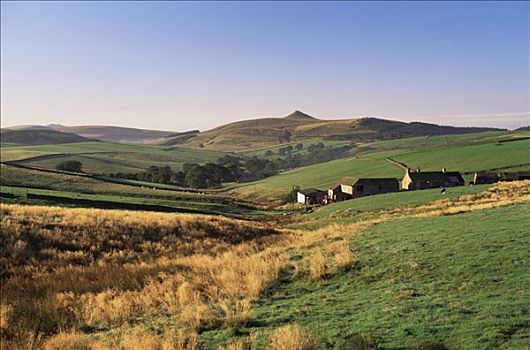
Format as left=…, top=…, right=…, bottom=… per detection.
left=402, top=168, right=464, bottom=190
left=341, top=177, right=399, bottom=198
left=297, top=188, right=328, bottom=205
left=473, top=171, right=530, bottom=185
left=328, top=184, right=353, bottom=202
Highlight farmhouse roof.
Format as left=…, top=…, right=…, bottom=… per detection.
left=336, top=176, right=398, bottom=186
left=406, top=169, right=463, bottom=183
left=298, top=188, right=327, bottom=196
left=352, top=178, right=399, bottom=185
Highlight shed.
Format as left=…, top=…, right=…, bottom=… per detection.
left=297, top=188, right=328, bottom=205
left=328, top=184, right=352, bottom=202
left=473, top=171, right=530, bottom=185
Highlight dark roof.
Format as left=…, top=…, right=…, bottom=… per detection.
left=407, top=170, right=463, bottom=183
left=353, top=178, right=399, bottom=185
left=336, top=176, right=398, bottom=186
left=298, top=188, right=327, bottom=196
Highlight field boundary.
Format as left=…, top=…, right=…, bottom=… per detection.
left=385, top=157, right=409, bottom=170
left=1, top=161, right=207, bottom=193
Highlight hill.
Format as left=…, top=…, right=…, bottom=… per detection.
left=6, top=111, right=503, bottom=148
left=4, top=124, right=176, bottom=143
left=0, top=129, right=91, bottom=145
left=0, top=141, right=226, bottom=173
left=48, top=124, right=176, bottom=143
left=166, top=111, right=501, bottom=151
left=227, top=132, right=530, bottom=202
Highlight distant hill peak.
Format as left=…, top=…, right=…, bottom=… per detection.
left=284, top=110, right=318, bottom=121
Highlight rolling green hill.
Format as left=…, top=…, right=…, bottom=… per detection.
left=0, top=129, right=92, bottom=145
left=3, top=124, right=177, bottom=143
left=241, top=202, right=530, bottom=349
left=1, top=141, right=227, bottom=173
left=159, top=111, right=502, bottom=151
left=228, top=133, right=530, bottom=202
left=0, top=166, right=270, bottom=218
left=49, top=124, right=176, bottom=143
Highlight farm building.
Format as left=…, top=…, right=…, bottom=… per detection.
left=339, top=177, right=400, bottom=198
left=328, top=184, right=353, bottom=202
left=297, top=188, right=328, bottom=205
left=473, top=171, right=530, bottom=185
left=402, top=168, right=464, bottom=190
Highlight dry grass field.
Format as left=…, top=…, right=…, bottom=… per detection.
left=1, top=181, right=529, bottom=349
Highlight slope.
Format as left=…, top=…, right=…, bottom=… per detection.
left=227, top=133, right=530, bottom=202
left=175, top=111, right=501, bottom=151
left=0, top=129, right=92, bottom=145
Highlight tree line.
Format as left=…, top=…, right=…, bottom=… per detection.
left=104, top=142, right=352, bottom=189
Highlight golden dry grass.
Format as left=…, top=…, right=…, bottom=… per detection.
left=1, top=180, right=529, bottom=349
left=266, top=324, right=319, bottom=350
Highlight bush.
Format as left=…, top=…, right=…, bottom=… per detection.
left=339, top=333, right=379, bottom=350
left=267, top=324, right=319, bottom=350
left=56, top=160, right=82, bottom=173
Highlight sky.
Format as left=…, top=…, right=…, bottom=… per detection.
left=1, top=1, right=529, bottom=131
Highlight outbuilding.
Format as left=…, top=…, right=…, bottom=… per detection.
left=297, top=188, right=328, bottom=205
left=328, top=184, right=353, bottom=202
left=473, top=171, right=530, bottom=185
left=332, top=176, right=399, bottom=199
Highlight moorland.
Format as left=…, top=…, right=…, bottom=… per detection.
left=1, top=111, right=529, bottom=349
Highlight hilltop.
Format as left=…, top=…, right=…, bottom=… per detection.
left=5, top=111, right=503, bottom=148
left=0, top=129, right=92, bottom=145
left=161, top=111, right=502, bottom=151
left=3, top=124, right=175, bottom=144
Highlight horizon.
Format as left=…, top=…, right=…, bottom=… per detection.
left=1, top=109, right=526, bottom=132
left=1, top=1, right=529, bottom=130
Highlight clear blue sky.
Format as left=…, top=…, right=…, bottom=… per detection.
left=1, top=1, right=528, bottom=130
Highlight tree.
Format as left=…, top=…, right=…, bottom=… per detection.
left=307, top=143, right=325, bottom=154
left=279, top=145, right=293, bottom=156
left=185, top=166, right=209, bottom=189
left=56, top=160, right=83, bottom=173
left=295, top=143, right=304, bottom=151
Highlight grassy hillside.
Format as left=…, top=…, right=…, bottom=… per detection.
left=162, top=111, right=501, bottom=151
left=294, top=184, right=492, bottom=229
left=2, top=180, right=528, bottom=349
left=0, top=167, right=268, bottom=217
left=246, top=202, right=530, bottom=349
left=0, top=129, right=91, bottom=145
left=5, top=124, right=177, bottom=143
left=229, top=135, right=530, bottom=202
left=1, top=141, right=227, bottom=172
left=228, top=150, right=403, bottom=202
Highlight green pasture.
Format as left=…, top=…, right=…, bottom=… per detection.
left=391, top=138, right=530, bottom=173
left=229, top=137, right=530, bottom=202
left=0, top=185, right=269, bottom=217
left=294, top=184, right=492, bottom=229
left=365, top=130, right=527, bottom=150
left=1, top=141, right=226, bottom=172
left=203, top=202, right=530, bottom=349
left=240, top=139, right=351, bottom=158
left=0, top=166, right=230, bottom=204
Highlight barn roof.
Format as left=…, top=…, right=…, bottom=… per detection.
left=336, top=176, right=398, bottom=186
left=353, top=178, right=399, bottom=185
left=298, top=188, right=327, bottom=196
left=407, top=170, right=463, bottom=183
